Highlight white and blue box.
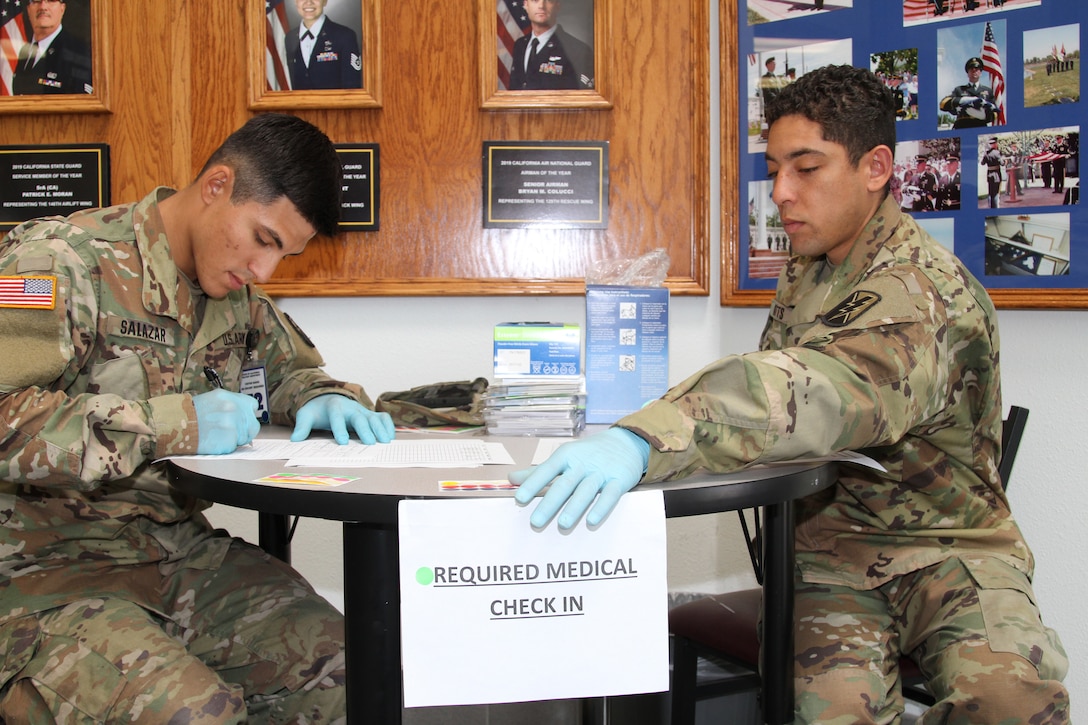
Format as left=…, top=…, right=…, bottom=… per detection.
left=493, top=322, right=581, bottom=378
left=585, top=285, right=669, bottom=424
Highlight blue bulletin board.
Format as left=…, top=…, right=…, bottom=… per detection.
left=722, top=0, right=1087, bottom=308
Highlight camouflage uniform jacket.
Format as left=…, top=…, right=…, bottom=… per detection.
left=620, top=195, right=1032, bottom=590
left=0, top=188, right=374, bottom=622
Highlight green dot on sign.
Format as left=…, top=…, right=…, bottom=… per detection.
left=415, top=567, right=434, bottom=586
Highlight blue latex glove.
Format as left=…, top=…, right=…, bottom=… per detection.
left=290, top=394, right=395, bottom=445
left=510, top=427, right=651, bottom=530
left=192, top=389, right=261, bottom=454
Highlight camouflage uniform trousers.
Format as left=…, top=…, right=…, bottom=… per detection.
left=0, top=539, right=346, bottom=724
left=792, top=556, right=1069, bottom=724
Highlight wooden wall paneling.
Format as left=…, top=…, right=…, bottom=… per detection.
left=1, top=1, right=709, bottom=299
left=188, top=0, right=250, bottom=181
left=108, top=0, right=189, bottom=200
left=167, top=0, right=193, bottom=188
left=258, top=0, right=710, bottom=297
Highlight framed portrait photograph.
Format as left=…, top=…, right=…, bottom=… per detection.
left=481, top=0, right=610, bottom=110
left=248, top=0, right=380, bottom=110
left=0, top=0, right=109, bottom=114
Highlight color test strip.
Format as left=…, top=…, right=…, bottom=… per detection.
left=439, top=480, right=518, bottom=491
left=255, top=473, right=357, bottom=487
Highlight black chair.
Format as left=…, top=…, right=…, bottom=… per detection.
left=668, top=406, right=1030, bottom=723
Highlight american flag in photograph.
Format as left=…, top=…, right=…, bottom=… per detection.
left=497, top=0, right=530, bottom=90
left=901, top=0, right=931, bottom=24
left=0, top=0, right=27, bottom=96
left=981, top=22, right=1005, bottom=125
left=265, top=0, right=291, bottom=91
left=0, top=276, right=56, bottom=309
left=1028, top=151, right=1062, bottom=163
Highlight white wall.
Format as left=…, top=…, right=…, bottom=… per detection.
left=204, top=1, right=1084, bottom=708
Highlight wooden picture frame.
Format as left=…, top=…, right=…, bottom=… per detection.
left=480, top=0, right=610, bottom=110
left=722, top=0, right=1088, bottom=310
left=247, top=0, right=380, bottom=110
left=0, top=0, right=109, bottom=114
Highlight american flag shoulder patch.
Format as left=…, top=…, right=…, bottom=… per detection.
left=0, top=275, right=58, bottom=310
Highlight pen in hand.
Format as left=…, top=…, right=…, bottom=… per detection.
left=196, top=366, right=259, bottom=452
left=203, top=366, right=225, bottom=390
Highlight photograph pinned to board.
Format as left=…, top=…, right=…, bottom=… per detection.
left=747, top=38, right=851, bottom=154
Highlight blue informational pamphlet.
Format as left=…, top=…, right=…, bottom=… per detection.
left=585, top=285, right=669, bottom=424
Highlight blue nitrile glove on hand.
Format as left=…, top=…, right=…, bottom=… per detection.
left=290, top=394, right=396, bottom=445
left=192, top=389, right=261, bottom=455
left=510, top=427, right=651, bottom=530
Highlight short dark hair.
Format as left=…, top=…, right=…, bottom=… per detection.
left=199, top=113, right=343, bottom=237
left=764, top=64, right=896, bottom=168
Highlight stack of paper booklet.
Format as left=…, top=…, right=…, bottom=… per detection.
left=481, top=376, right=587, bottom=437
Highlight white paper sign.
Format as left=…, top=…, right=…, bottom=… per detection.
left=398, top=491, right=669, bottom=708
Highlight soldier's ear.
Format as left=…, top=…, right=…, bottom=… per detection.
left=866, top=145, right=894, bottom=192
left=200, top=165, right=235, bottom=205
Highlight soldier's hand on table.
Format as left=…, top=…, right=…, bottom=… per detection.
left=510, top=427, right=651, bottom=530
left=193, top=389, right=261, bottom=454
left=290, top=394, right=395, bottom=445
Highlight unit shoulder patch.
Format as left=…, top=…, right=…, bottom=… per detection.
left=820, top=290, right=882, bottom=328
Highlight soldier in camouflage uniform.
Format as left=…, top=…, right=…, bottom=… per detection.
left=513, top=65, right=1069, bottom=723
left=0, top=113, right=394, bottom=723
